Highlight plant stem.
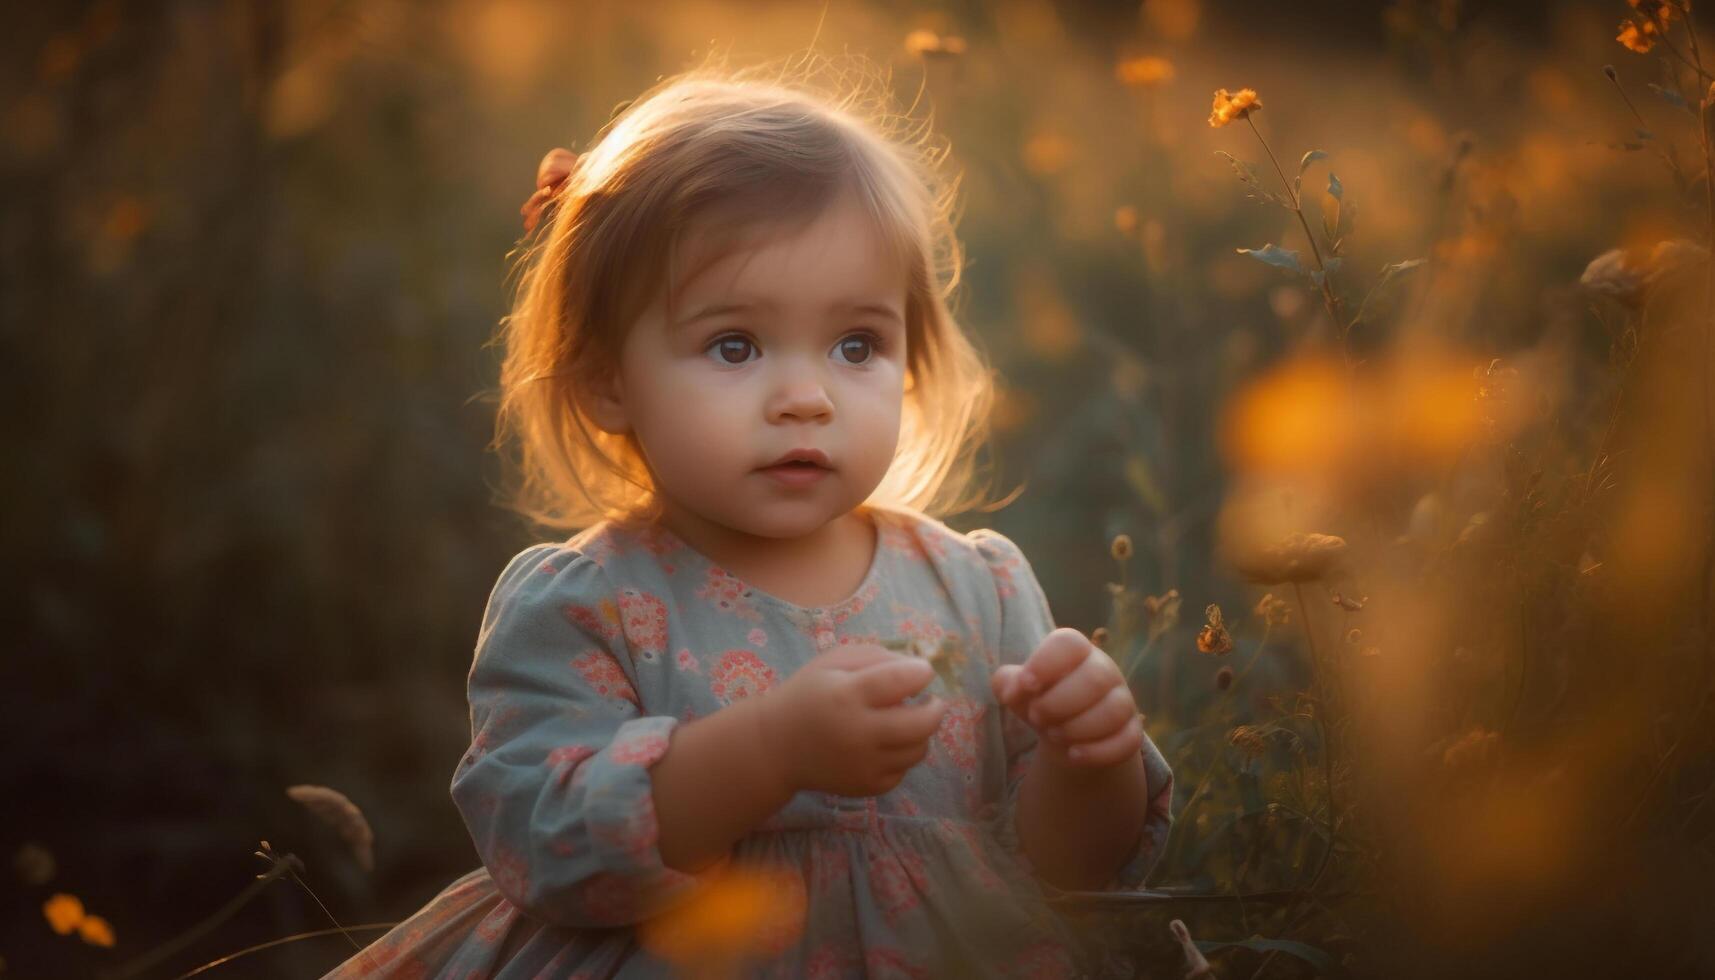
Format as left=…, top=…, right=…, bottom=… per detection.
left=1245, top=114, right=1350, bottom=356
left=1230, top=623, right=1277, bottom=690
left=101, top=854, right=299, bottom=980
left=170, top=923, right=398, bottom=980
left=1603, top=69, right=1691, bottom=189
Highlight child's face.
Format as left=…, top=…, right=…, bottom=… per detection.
left=590, top=189, right=908, bottom=541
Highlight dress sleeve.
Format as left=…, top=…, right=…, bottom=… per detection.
left=970, top=528, right=1174, bottom=893
left=449, top=544, right=724, bottom=929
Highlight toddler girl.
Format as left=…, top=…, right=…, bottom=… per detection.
left=324, top=57, right=1173, bottom=980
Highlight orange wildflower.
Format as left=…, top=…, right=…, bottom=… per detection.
left=44, top=893, right=83, bottom=935
left=78, top=915, right=116, bottom=947
left=1209, top=87, right=1262, bottom=128
left=1616, top=17, right=1664, bottom=53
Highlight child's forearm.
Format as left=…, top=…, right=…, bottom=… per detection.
left=651, top=694, right=796, bottom=874
left=1016, top=749, right=1150, bottom=891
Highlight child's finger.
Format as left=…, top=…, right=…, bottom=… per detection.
left=1046, top=685, right=1137, bottom=744
left=1028, top=653, right=1121, bottom=729
left=875, top=696, right=947, bottom=748
left=1061, top=714, right=1144, bottom=768
left=991, top=666, right=1034, bottom=713
left=1017, top=628, right=1094, bottom=694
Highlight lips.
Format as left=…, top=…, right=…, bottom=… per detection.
left=762, top=448, right=831, bottom=469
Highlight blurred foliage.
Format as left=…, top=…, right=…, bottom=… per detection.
left=3, top=0, right=1713, bottom=977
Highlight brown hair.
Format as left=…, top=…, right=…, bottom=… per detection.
left=490, top=52, right=1008, bottom=531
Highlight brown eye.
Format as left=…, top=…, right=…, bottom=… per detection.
left=706, top=336, right=756, bottom=365
left=836, top=335, right=875, bottom=364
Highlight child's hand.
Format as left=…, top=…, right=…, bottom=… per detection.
left=520, top=147, right=580, bottom=233
left=760, top=645, right=948, bottom=798
left=991, top=628, right=1143, bottom=769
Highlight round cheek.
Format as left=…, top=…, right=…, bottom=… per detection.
left=847, top=375, right=904, bottom=482
left=630, top=370, right=749, bottom=496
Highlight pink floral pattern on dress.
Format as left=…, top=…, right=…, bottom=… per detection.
left=547, top=744, right=597, bottom=787
left=807, top=943, right=864, bottom=979
left=695, top=566, right=765, bottom=622
left=831, top=631, right=885, bottom=649
left=474, top=902, right=515, bottom=945
left=750, top=865, right=809, bottom=958
left=891, top=603, right=953, bottom=646
left=936, top=817, right=1007, bottom=892
left=571, top=650, right=640, bottom=707
left=608, top=728, right=669, bottom=767
left=564, top=597, right=623, bottom=641
left=673, top=647, right=702, bottom=674
left=708, top=649, right=777, bottom=704
left=866, top=845, right=930, bottom=927
left=488, top=843, right=530, bottom=903
left=934, top=697, right=984, bottom=784
left=866, top=945, right=932, bottom=979
left=809, top=837, right=854, bottom=897
left=590, top=792, right=662, bottom=861
left=617, top=589, right=669, bottom=661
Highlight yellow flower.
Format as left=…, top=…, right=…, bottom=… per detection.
left=44, top=893, right=83, bottom=935
left=1116, top=56, right=1176, bottom=88
left=78, top=915, right=116, bottom=948
left=1209, top=87, right=1262, bottom=128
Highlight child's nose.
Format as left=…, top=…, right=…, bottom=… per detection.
left=767, top=378, right=834, bottom=422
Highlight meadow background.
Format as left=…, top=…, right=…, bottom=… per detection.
left=4, top=0, right=1713, bottom=976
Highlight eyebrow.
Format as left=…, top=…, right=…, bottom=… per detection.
left=673, top=299, right=904, bottom=332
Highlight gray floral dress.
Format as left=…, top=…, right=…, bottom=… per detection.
left=322, top=503, right=1174, bottom=979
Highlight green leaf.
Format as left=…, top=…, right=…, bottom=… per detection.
left=1298, top=149, right=1327, bottom=176
left=1193, top=938, right=1346, bottom=978
left=1236, top=244, right=1304, bottom=275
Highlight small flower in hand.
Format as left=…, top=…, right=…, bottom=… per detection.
left=990, top=627, right=1143, bottom=768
